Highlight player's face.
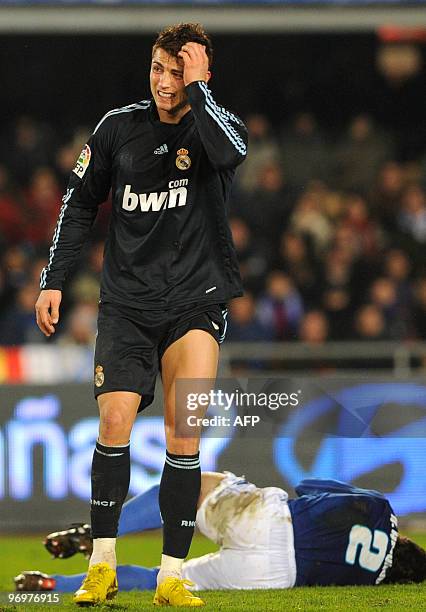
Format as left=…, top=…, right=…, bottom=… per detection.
left=150, top=48, right=189, bottom=123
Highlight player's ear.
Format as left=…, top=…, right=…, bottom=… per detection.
left=205, top=71, right=212, bottom=83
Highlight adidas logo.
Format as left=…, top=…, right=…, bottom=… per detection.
left=154, top=144, right=168, bottom=155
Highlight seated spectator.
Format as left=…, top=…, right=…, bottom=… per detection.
left=257, top=271, right=304, bottom=340
left=334, top=114, right=392, bottom=192
left=369, top=277, right=406, bottom=339
left=322, top=287, right=353, bottom=340
left=235, top=113, right=281, bottom=194
left=59, top=303, right=98, bottom=345
left=322, top=188, right=346, bottom=224
left=229, top=217, right=268, bottom=295
left=275, top=231, right=320, bottom=305
left=332, top=224, right=362, bottom=263
left=384, top=249, right=413, bottom=307
left=289, top=189, right=332, bottom=255
left=0, top=267, right=8, bottom=318
left=29, top=256, right=48, bottom=285
left=353, top=304, right=388, bottom=341
left=280, top=112, right=330, bottom=187
left=339, top=193, right=383, bottom=260
left=6, top=116, right=52, bottom=187
left=298, top=310, right=329, bottom=344
left=322, top=247, right=353, bottom=291
left=371, top=161, right=405, bottom=234
left=0, top=165, right=28, bottom=245
left=227, top=294, right=274, bottom=342
left=398, top=184, right=426, bottom=244
left=413, top=277, right=426, bottom=339
left=24, top=167, right=62, bottom=245
left=239, top=161, right=297, bottom=257
left=2, top=245, right=29, bottom=299
left=0, top=282, right=44, bottom=345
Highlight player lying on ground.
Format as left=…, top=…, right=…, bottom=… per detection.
left=15, top=472, right=426, bottom=594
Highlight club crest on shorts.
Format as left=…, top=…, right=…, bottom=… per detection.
left=175, top=148, right=191, bottom=171
left=73, top=144, right=91, bottom=179
left=94, top=364, right=104, bottom=387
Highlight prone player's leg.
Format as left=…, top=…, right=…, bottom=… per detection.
left=15, top=565, right=159, bottom=594
left=154, top=329, right=219, bottom=607
left=45, top=473, right=225, bottom=559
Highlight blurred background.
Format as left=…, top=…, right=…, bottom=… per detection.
left=1, top=1, right=426, bottom=530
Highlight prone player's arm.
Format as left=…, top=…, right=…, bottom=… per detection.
left=179, top=43, right=248, bottom=169
left=35, top=119, right=113, bottom=337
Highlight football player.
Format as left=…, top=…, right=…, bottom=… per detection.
left=35, top=22, right=246, bottom=608
left=15, top=472, right=426, bottom=594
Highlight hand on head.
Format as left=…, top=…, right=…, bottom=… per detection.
left=178, top=43, right=210, bottom=87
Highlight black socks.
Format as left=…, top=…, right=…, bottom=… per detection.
left=90, top=440, right=130, bottom=538
left=90, top=442, right=200, bottom=555
left=159, top=451, right=201, bottom=558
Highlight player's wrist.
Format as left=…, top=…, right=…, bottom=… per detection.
left=184, top=78, right=207, bottom=88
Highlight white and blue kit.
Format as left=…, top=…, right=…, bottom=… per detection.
left=288, top=478, right=398, bottom=587
left=52, top=473, right=398, bottom=591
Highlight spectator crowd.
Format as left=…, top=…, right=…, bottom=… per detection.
left=1, top=111, right=426, bottom=347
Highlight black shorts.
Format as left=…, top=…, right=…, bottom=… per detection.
left=93, top=301, right=228, bottom=412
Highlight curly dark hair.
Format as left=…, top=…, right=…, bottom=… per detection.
left=153, top=23, right=213, bottom=68
left=382, top=536, right=426, bottom=584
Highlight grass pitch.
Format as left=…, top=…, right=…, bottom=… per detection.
left=0, top=532, right=425, bottom=611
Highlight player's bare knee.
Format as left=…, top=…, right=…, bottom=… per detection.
left=99, top=410, right=132, bottom=445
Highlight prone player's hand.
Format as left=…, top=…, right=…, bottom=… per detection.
left=35, top=289, right=62, bottom=337
left=178, top=42, right=210, bottom=86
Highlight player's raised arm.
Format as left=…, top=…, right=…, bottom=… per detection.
left=35, top=118, right=113, bottom=336
left=179, top=42, right=248, bottom=169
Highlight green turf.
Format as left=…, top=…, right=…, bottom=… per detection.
left=0, top=532, right=425, bottom=611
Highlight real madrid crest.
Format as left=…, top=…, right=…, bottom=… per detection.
left=94, top=365, right=104, bottom=387
left=176, top=148, right=191, bottom=171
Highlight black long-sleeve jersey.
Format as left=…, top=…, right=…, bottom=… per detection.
left=40, top=81, right=247, bottom=309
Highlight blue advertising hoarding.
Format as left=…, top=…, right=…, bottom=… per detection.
left=1, top=378, right=426, bottom=529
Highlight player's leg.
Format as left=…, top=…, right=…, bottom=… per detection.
left=15, top=566, right=159, bottom=593
left=74, top=299, right=159, bottom=606
left=73, top=391, right=140, bottom=606
left=154, top=329, right=218, bottom=606
left=118, top=484, right=162, bottom=535
left=44, top=474, right=226, bottom=561
left=89, top=391, right=140, bottom=568
left=118, top=472, right=225, bottom=536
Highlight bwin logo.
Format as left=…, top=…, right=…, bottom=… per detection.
left=181, top=520, right=196, bottom=527
left=122, top=180, right=188, bottom=212
left=91, top=499, right=117, bottom=507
